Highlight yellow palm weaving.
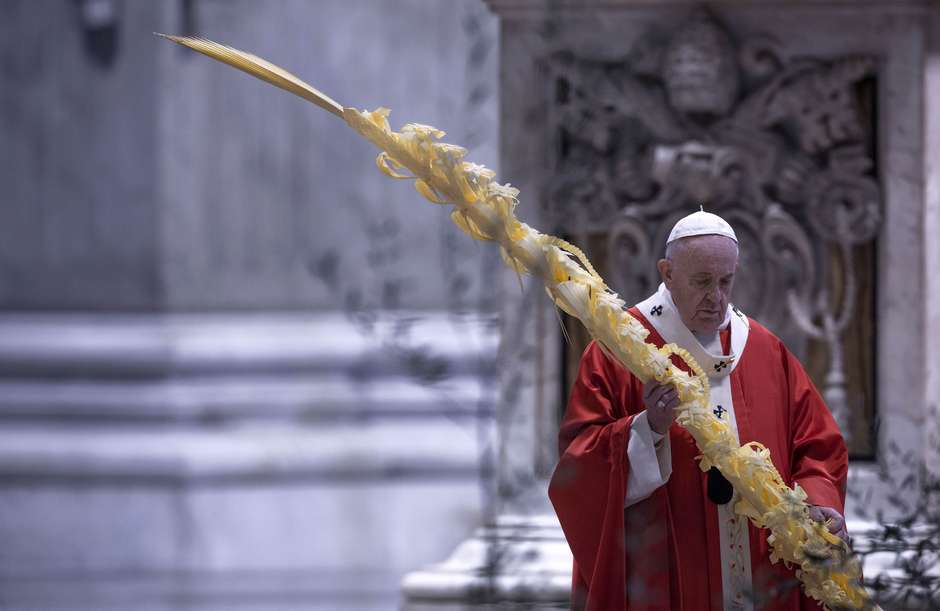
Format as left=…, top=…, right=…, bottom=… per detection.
left=157, top=34, right=876, bottom=610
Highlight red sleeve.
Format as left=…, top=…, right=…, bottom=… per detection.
left=785, top=345, right=848, bottom=513
left=548, top=340, right=641, bottom=611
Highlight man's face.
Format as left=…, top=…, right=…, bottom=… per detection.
left=657, top=235, right=738, bottom=335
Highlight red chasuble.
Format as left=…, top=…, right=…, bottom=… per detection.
left=548, top=307, right=848, bottom=611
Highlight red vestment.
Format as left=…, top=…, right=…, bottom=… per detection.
left=548, top=307, right=848, bottom=611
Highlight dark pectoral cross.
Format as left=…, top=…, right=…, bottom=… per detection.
left=713, top=405, right=725, bottom=419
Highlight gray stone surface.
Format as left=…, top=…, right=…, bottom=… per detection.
left=158, top=0, right=500, bottom=311
left=0, top=312, right=496, bottom=421
left=0, top=0, right=500, bottom=311
left=0, top=311, right=496, bottom=610
left=0, top=4, right=502, bottom=610
left=401, top=514, right=571, bottom=607
left=923, top=4, right=940, bottom=482
left=0, top=481, right=480, bottom=610
left=0, top=1, right=163, bottom=309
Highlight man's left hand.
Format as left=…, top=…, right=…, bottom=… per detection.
left=808, top=505, right=848, bottom=543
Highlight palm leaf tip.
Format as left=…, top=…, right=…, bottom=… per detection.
left=153, top=32, right=345, bottom=118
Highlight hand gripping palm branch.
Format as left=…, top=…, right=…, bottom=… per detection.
left=157, top=34, right=878, bottom=610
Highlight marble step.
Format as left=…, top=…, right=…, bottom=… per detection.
left=0, top=419, right=490, bottom=483
left=0, top=374, right=494, bottom=422
left=0, top=311, right=499, bottom=378
left=0, top=569, right=398, bottom=611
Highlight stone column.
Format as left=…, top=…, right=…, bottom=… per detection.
left=401, top=4, right=575, bottom=609
left=924, top=6, right=940, bottom=490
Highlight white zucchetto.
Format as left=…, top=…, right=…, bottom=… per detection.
left=666, top=209, right=738, bottom=245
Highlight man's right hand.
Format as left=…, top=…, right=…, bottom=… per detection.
left=642, top=381, right=679, bottom=435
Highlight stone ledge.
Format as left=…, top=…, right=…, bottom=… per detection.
left=845, top=461, right=927, bottom=523
left=484, top=0, right=933, bottom=16
left=0, top=374, right=492, bottom=422
left=848, top=519, right=940, bottom=606
left=401, top=514, right=571, bottom=606
left=0, top=420, right=486, bottom=483
left=0, top=310, right=498, bottom=423
left=0, top=569, right=399, bottom=611
left=401, top=515, right=933, bottom=608
left=0, top=311, right=499, bottom=379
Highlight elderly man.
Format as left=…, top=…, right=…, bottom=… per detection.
left=548, top=210, right=848, bottom=611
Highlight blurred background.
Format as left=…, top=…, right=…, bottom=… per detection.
left=1, top=0, right=938, bottom=610
left=0, top=1, right=501, bottom=609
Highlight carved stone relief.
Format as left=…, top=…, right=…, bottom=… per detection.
left=545, top=9, right=881, bottom=448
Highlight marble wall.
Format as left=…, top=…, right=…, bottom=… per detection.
left=0, top=0, right=501, bottom=312
left=0, top=1, right=501, bottom=609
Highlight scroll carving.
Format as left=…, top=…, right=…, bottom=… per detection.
left=546, top=8, right=881, bottom=445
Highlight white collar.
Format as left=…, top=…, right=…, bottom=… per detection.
left=635, top=283, right=749, bottom=380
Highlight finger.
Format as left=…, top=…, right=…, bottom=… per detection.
left=648, top=385, right=669, bottom=406
left=818, top=507, right=845, bottom=529
left=809, top=508, right=847, bottom=542
left=642, top=382, right=661, bottom=401
left=808, top=506, right=824, bottom=523
left=828, top=512, right=845, bottom=529
left=655, top=392, right=675, bottom=413
left=829, top=522, right=848, bottom=543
